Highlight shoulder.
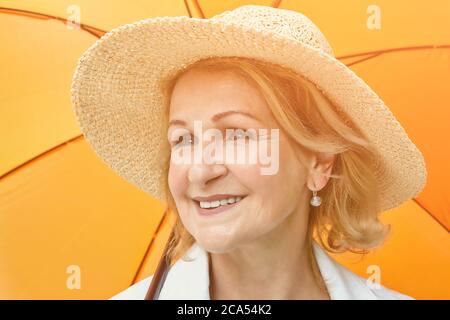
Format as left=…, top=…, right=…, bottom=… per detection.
left=109, top=275, right=153, bottom=300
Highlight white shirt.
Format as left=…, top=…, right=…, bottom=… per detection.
left=110, top=241, right=414, bottom=300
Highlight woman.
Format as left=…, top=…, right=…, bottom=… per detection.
left=71, top=5, right=427, bottom=300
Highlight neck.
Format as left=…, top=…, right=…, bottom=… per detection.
left=208, top=205, right=330, bottom=300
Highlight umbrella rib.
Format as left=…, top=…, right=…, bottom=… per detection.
left=191, top=0, right=205, bottom=19
left=131, top=207, right=171, bottom=285
left=0, top=135, right=83, bottom=180
left=338, top=44, right=450, bottom=60
left=344, top=52, right=383, bottom=67
left=413, top=199, right=449, bottom=233
left=272, top=0, right=283, bottom=8
left=0, top=7, right=106, bottom=38
left=183, top=0, right=193, bottom=18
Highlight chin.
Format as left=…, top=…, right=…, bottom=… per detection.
left=196, top=234, right=239, bottom=254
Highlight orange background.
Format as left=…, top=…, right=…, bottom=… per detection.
left=0, top=0, right=449, bottom=299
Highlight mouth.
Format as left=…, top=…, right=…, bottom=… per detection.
left=192, top=194, right=247, bottom=216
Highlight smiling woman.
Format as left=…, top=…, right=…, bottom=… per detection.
left=155, top=55, right=388, bottom=299
left=71, top=5, right=426, bottom=300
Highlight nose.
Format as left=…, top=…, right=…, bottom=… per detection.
left=187, top=162, right=228, bottom=188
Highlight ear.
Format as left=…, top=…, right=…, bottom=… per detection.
left=306, top=152, right=336, bottom=191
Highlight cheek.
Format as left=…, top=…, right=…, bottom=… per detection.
left=254, top=140, right=307, bottom=216
left=228, top=163, right=281, bottom=223
left=227, top=163, right=268, bottom=194
left=168, top=163, right=188, bottom=200
left=235, top=142, right=303, bottom=192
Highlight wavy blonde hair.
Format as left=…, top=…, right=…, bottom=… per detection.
left=156, top=56, right=390, bottom=283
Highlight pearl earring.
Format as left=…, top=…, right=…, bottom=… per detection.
left=310, top=190, right=322, bottom=207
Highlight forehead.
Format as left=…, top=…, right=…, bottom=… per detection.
left=169, top=68, right=272, bottom=121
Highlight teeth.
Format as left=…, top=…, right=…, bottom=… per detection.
left=199, top=196, right=244, bottom=209
left=210, top=201, right=220, bottom=208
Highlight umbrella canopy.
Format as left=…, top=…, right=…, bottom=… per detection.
left=0, top=0, right=448, bottom=299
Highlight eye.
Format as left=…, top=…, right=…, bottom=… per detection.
left=226, top=129, right=256, bottom=141
left=171, top=133, right=196, bottom=147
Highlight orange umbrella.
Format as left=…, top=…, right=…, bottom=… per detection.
left=0, top=3, right=172, bottom=299
left=0, top=0, right=448, bottom=299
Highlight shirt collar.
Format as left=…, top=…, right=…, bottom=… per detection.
left=158, top=241, right=378, bottom=300
left=159, top=242, right=211, bottom=299
left=312, top=241, right=377, bottom=299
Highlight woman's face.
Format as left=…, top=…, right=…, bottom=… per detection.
left=167, top=68, right=313, bottom=253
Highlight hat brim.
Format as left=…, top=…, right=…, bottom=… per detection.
left=71, top=15, right=427, bottom=212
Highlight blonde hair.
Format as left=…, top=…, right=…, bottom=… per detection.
left=157, top=56, right=390, bottom=288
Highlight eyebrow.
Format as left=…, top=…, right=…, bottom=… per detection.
left=168, top=110, right=261, bottom=127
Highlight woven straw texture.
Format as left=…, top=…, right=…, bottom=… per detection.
left=70, top=5, right=427, bottom=212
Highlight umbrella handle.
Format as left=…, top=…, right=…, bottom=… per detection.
left=144, top=228, right=174, bottom=300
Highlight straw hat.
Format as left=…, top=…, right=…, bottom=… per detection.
left=70, top=5, right=427, bottom=212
